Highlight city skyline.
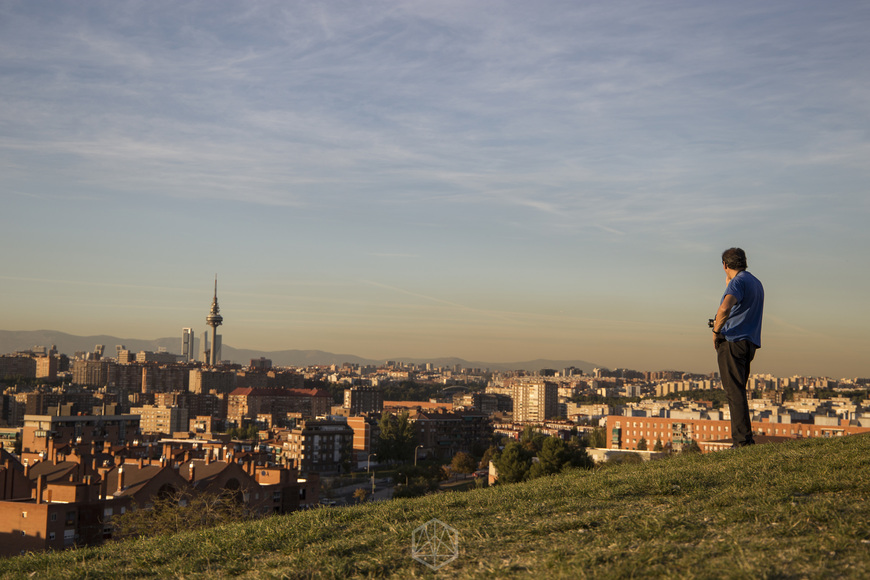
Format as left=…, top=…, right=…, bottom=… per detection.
left=1, top=2, right=869, bottom=379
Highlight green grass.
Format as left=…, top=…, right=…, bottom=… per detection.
left=3, top=434, right=869, bottom=579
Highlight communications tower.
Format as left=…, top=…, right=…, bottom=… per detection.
left=206, top=276, right=223, bottom=366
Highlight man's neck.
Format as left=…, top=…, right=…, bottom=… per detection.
left=725, top=267, right=745, bottom=282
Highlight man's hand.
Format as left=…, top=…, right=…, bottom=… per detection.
left=713, top=332, right=726, bottom=350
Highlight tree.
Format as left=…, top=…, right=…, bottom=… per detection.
left=226, top=424, right=259, bottom=441
left=376, top=411, right=418, bottom=463
left=565, top=440, right=594, bottom=470
left=528, top=436, right=593, bottom=479
left=588, top=427, right=607, bottom=449
left=653, top=437, right=664, bottom=452
left=607, top=452, right=643, bottom=466
left=478, top=445, right=498, bottom=470
left=393, top=476, right=437, bottom=498
left=682, top=439, right=701, bottom=454
left=352, top=488, right=368, bottom=504
left=450, top=452, right=476, bottom=479
left=637, top=437, right=648, bottom=451
left=111, top=489, right=249, bottom=540
left=519, top=426, right=547, bottom=453
left=493, top=440, right=533, bottom=484
left=529, top=437, right=572, bottom=478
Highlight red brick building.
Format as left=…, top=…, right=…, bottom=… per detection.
left=605, top=415, right=870, bottom=452
left=0, top=432, right=318, bottom=557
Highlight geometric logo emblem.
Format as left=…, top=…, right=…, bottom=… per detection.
left=411, top=518, right=460, bottom=571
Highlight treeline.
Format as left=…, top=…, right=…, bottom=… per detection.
left=569, top=394, right=642, bottom=406
left=379, top=380, right=446, bottom=402
left=487, top=426, right=593, bottom=484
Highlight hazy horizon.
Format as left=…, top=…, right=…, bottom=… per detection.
left=0, top=327, right=861, bottom=379
left=2, top=2, right=868, bottom=379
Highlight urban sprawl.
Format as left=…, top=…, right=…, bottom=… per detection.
left=1, top=330, right=868, bottom=557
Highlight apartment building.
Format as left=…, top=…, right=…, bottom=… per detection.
left=279, top=418, right=354, bottom=474
left=343, top=386, right=384, bottom=415
left=20, top=413, right=140, bottom=465
left=414, top=409, right=493, bottom=459
left=0, top=355, right=37, bottom=379
left=227, top=387, right=332, bottom=426
left=606, top=414, right=870, bottom=452
left=511, top=381, right=558, bottom=423
left=130, top=405, right=189, bottom=435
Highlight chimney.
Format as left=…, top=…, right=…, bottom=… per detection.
left=188, top=461, right=196, bottom=483
left=205, top=452, right=211, bottom=466
left=36, top=474, right=45, bottom=504
left=117, top=466, right=125, bottom=493
left=3, top=459, right=11, bottom=499
left=139, top=457, right=144, bottom=469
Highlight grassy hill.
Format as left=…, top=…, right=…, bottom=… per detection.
left=2, top=434, right=869, bottom=579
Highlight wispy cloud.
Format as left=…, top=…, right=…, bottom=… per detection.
left=2, top=1, right=868, bottom=376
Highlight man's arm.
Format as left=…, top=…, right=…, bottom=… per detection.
left=713, top=294, right=737, bottom=349
left=713, top=294, right=738, bottom=333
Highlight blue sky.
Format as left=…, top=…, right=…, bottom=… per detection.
left=1, top=1, right=868, bottom=377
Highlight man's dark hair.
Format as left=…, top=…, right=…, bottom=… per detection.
left=722, top=247, right=747, bottom=270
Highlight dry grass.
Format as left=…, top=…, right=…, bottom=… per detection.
left=2, top=434, right=869, bottom=579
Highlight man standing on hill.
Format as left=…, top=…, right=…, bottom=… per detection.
left=712, top=247, right=764, bottom=448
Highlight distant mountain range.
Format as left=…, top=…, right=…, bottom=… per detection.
left=0, top=329, right=598, bottom=373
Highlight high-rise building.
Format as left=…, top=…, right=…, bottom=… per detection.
left=182, top=328, right=195, bottom=362
left=199, top=332, right=210, bottom=364
left=206, top=277, right=223, bottom=367
left=213, top=334, right=222, bottom=364
left=511, top=381, right=559, bottom=423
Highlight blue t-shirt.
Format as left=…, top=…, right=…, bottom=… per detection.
left=721, top=270, right=764, bottom=347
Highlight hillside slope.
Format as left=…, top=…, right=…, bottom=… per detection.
left=2, top=435, right=869, bottom=579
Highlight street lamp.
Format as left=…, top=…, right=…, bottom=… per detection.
left=414, top=445, right=424, bottom=466
left=367, top=453, right=376, bottom=473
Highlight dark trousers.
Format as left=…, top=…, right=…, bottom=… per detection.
left=717, top=339, right=757, bottom=447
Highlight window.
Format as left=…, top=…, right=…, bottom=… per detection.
left=50, top=513, right=57, bottom=522
left=49, top=532, right=56, bottom=541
